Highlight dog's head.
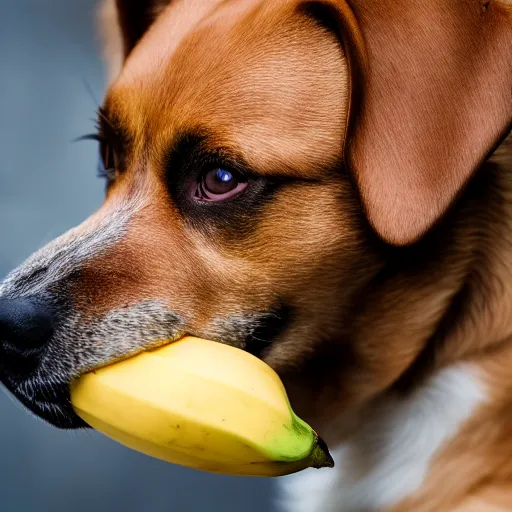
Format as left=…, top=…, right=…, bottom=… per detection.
left=0, top=0, right=510, bottom=430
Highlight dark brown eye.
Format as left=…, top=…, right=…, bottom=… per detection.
left=195, top=168, right=248, bottom=202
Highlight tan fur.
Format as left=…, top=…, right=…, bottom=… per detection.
left=1, top=0, right=510, bottom=509
left=93, top=4, right=512, bottom=508
left=81, top=0, right=512, bottom=507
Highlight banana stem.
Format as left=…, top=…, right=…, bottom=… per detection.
left=309, top=435, right=335, bottom=469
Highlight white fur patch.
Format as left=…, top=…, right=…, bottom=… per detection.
left=278, top=364, right=487, bottom=512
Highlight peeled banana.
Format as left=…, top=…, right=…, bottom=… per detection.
left=70, top=336, right=333, bottom=477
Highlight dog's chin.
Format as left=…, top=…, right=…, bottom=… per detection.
left=27, top=401, right=87, bottom=429
left=1, top=375, right=87, bottom=429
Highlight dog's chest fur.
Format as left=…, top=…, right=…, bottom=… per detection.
left=278, top=364, right=486, bottom=512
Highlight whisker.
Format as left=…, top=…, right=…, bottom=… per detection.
left=81, top=76, right=100, bottom=106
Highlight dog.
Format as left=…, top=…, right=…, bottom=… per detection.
left=0, top=0, right=511, bottom=510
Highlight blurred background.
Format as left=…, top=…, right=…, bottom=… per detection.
left=0, top=1, right=276, bottom=510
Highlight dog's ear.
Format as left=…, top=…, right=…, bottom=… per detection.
left=98, top=0, right=171, bottom=81
left=301, top=0, right=512, bottom=246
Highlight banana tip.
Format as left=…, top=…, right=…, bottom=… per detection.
left=311, top=436, right=335, bottom=469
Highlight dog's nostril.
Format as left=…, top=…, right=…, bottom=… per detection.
left=0, top=297, right=55, bottom=351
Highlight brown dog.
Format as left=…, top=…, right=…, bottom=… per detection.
left=0, top=0, right=511, bottom=510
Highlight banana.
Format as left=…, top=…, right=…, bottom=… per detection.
left=70, top=336, right=333, bottom=477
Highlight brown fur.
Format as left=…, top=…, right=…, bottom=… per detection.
left=93, top=2, right=512, bottom=508
left=95, top=2, right=512, bottom=508
left=0, top=0, right=510, bottom=509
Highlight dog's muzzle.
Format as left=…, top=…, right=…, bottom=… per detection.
left=0, top=197, right=187, bottom=428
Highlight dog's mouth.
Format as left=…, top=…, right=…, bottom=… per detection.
left=0, top=302, right=292, bottom=429
left=0, top=338, right=185, bottom=430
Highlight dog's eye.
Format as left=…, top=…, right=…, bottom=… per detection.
left=194, top=168, right=248, bottom=202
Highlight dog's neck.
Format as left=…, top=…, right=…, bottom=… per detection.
left=280, top=134, right=512, bottom=512
left=391, top=133, right=512, bottom=389
left=395, top=133, right=512, bottom=511
left=430, top=133, right=512, bottom=368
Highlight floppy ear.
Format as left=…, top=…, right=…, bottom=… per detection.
left=98, top=0, right=171, bottom=81
left=304, top=0, right=512, bottom=245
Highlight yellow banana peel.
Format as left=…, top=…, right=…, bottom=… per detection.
left=70, top=336, right=333, bottom=477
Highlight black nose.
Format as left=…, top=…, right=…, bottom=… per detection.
left=0, top=297, right=55, bottom=353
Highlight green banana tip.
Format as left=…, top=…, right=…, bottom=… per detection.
left=311, top=435, right=335, bottom=469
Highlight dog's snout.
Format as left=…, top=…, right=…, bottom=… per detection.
left=0, top=297, right=55, bottom=353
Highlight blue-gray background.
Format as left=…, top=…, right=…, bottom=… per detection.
left=0, top=1, right=277, bottom=510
